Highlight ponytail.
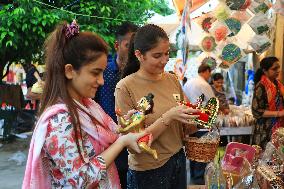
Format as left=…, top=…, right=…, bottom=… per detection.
left=254, top=68, right=264, bottom=84
left=121, top=34, right=140, bottom=79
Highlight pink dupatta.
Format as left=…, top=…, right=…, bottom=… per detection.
left=22, top=98, right=120, bottom=189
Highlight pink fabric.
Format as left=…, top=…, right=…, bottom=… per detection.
left=22, top=98, right=120, bottom=189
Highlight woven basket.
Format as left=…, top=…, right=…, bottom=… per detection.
left=184, top=137, right=220, bottom=162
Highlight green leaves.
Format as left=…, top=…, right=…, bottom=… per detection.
left=0, top=0, right=173, bottom=80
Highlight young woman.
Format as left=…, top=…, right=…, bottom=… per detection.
left=22, top=20, right=148, bottom=189
left=252, top=56, right=284, bottom=148
left=115, top=24, right=199, bottom=189
left=211, top=73, right=230, bottom=115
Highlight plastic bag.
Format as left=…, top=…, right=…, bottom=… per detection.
left=249, top=0, right=272, bottom=14
left=231, top=10, right=252, bottom=22
left=12, top=110, right=36, bottom=134
left=248, top=14, right=271, bottom=35
left=213, top=2, right=232, bottom=21
left=233, top=170, right=260, bottom=189
left=248, top=35, right=272, bottom=54
left=8, top=151, right=26, bottom=165
left=225, top=0, right=252, bottom=11
left=272, top=0, right=284, bottom=16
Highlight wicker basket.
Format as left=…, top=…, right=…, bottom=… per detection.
left=184, top=137, right=220, bottom=162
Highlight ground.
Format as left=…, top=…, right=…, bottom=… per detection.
left=0, top=137, right=29, bottom=189
left=0, top=137, right=204, bottom=189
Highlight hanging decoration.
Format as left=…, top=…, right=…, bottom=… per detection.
left=248, top=14, right=271, bottom=35
left=249, top=0, right=272, bottom=14
left=200, top=36, right=217, bottom=52
left=248, top=35, right=272, bottom=54
left=272, top=0, right=284, bottom=16
left=225, top=17, right=242, bottom=36
left=201, top=57, right=218, bottom=70
left=209, top=21, right=230, bottom=42
left=213, top=3, right=231, bottom=21
left=195, top=13, right=217, bottom=33
left=221, top=43, right=242, bottom=64
left=225, top=0, right=252, bottom=11
left=174, top=58, right=187, bottom=80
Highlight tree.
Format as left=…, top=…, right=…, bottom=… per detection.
left=0, top=0, right=174, bottom=82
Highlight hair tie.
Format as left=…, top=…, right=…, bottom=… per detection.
left=65, top=20, right=80, bottom=39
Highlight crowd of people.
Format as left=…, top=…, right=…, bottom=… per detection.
left=21, top=19, right=283, bottom=189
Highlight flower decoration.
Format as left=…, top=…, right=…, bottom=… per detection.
left=221, top=44, right=242, bottom=64
left=215, top=26, right=228, bottom=41
left=201, top=17, right=216, bottom=32
left=201, top=36, right=217, bottom=52
left=201, top=57, right=217, bottom=70
left=225, top=18, right=242, bottom=37
left=65, top=20, right=80, bottom=39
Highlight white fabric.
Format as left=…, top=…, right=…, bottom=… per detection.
left=183, top=75, right=215, bottom=104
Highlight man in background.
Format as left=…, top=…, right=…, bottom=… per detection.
left=183, top=63, right=215, bottom=104
left=183, top=63, right=215, bottom=185
left=95, top=22, right=138, bottom=189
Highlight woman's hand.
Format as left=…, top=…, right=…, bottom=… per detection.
left=163, top=105, right=200, bottom=125
left=120, top=131, right=151, bottom=153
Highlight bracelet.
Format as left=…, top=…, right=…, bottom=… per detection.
left=161, top=114, right=170, bottom=127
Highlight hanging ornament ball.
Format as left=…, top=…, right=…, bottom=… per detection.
left=202, top=17, right=216, bottom=33
left=221, top=44, right=242, bottom=64
left=201, top=36, right=217, bottom=52
left=225, top=18, right=242, bottom=37
left=201, top=57, right=217, bottom=70
left=226, top=0, right=251, bottom=10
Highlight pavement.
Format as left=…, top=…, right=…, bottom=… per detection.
left=0, top=137, right=30, bottom=189
left=0, top=137, right=199, bottom=188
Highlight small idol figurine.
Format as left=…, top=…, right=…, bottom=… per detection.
left=116, top=93, right=158, bottom=159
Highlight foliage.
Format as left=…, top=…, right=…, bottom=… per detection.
left=0, top=0, right=174, bottom=81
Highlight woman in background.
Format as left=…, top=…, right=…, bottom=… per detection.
left=211, top=73, right=230, bottom=115
left=252, top=56, right=284, bottom=148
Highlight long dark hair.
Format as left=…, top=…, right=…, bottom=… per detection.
left=121, top=24, right=169, bottom=79
left=41, top=21, right=108, bottom=160
left=254, top=56, right=279, bottom=84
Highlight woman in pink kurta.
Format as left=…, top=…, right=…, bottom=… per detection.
left=22, top=20, right=147, bottom=189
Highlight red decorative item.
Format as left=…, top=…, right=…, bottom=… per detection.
left=215, top=26, right=228, bottom=41
left=179, top=94, right=219, bottom=128
left=201, top=36, right=216, bottom=52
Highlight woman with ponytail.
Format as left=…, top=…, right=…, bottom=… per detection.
left=252, top=56, right=284, bottom=148
left=115, top=24, right=200, bottom=189
left=22, top=20, right=148, bottom=189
